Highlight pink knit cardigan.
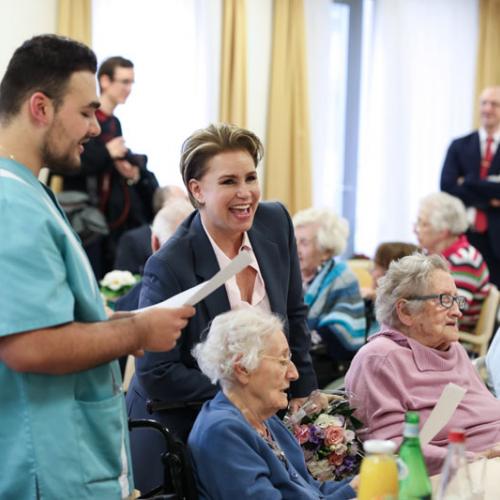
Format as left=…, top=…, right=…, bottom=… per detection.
left=345, top=327, right=500, bottom=474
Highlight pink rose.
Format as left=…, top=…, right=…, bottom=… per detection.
left=328, top=452, right=345, bottom=466
left=294, top=424, right=310, bottom=444
left=324, top=426, right=344, bottom=447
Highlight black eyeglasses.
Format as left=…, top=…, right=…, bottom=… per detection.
left=406, top=293, right=467, bottom=311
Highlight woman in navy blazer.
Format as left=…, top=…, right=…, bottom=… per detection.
left=189, top=308, right=356, bottom=499
left=126, top=123, right=317, bottom=492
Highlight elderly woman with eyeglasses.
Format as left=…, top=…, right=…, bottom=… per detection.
left=415, top=191, right=491, bottom=332
left=188, top=308, right=357, bottom=499
left=345, top=253, right=500, bottom=475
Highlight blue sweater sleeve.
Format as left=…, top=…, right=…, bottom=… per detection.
left=190, top=418, right=283, bottom=500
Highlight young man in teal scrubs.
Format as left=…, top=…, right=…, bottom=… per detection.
left=0, top=35, right=195, bottom=499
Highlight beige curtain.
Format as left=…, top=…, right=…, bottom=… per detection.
left=57, top=0, right=92, bottom=46
left=474, top=0, right=500, bottom=125
left=219, top=0, right=247, bottom=126
left=264, top=0, right=312, bottom=214
left=48, top=0, right=92, bottom=191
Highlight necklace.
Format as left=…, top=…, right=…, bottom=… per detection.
left=0, top=145, right=15, bottom=161
left=225, top=390, right=289, bottom=469
left=258, top=424, right=289, bottom=470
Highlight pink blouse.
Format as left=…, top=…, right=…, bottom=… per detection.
left=202, top=222, right=271, bottom=313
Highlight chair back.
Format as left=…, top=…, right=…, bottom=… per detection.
left=459, top=284, right=499, bottom=357
left=475, top=285, right=499, bottom=337
left=346, top=259, right=373, bottom=289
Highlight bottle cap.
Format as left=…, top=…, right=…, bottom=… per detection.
left=364, top=439, right=397, bottom=455
left=405, top=411, right=419, bottom=424
left=448, top=429, right=465, bottom=443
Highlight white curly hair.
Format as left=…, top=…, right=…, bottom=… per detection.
left=292, top=207, right=349, bottom=258
left=419, top=192, right=469, bottom=235
left=192, top=309, right=284, bottom=389
left=375, top=252, right=450, bottom=329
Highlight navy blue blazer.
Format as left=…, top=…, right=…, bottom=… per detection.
left=188, top=391, right=356, bottom=500
left=130, top=201, right=316, bottom=403
left=441, top=131, right=500, bottom=257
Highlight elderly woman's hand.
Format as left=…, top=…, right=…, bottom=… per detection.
left=289, top=397, right=308, bottom=414
left=349, top=475, right=359, bottom=492
left=289, top=390, right=343, bottom=415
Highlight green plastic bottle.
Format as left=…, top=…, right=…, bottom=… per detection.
left=398, top=411, right=433, bottom=500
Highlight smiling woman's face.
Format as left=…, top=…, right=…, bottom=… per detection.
left=405, top=269, right=462, bottom=350
left=188, top=150, right=261, bottom=244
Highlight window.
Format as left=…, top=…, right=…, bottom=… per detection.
left=92, top=0, right=221, bottom=186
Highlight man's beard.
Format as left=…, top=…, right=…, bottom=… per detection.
left=41, top=126, right=84, bottom=176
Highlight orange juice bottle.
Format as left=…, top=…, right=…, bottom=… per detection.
left=357, top=439, right=399, bottom=500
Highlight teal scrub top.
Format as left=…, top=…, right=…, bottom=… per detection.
left=0, top=159, right=133, bottom=499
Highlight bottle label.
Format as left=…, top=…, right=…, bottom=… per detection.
left=403, top=423, right=419, bottom=438
left=396, top=457, right=409, bottom=480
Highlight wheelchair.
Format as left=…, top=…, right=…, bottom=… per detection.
left=128, top=417, right=199, bottom=500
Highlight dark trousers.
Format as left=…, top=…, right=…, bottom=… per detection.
left=467, top=230, right=500, bottom=288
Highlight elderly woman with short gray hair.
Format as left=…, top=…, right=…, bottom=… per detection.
left=293, top=208, right=366, bottom=379
left=188, top=308, right=357, bottom=500
left=415, top=191, right=490, bottom=332
left=345, top=253, right=500, bottom=475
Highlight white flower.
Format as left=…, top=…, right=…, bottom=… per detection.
left=344, top=429, right=355, bottom=442
left=100, top=270, right=137, bottom=291
left=315, top=414, right=344, bottom=428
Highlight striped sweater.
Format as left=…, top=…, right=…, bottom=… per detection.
left=442, top=235, right=491, bottom=332
left=304, top=259, right=366, bottom=355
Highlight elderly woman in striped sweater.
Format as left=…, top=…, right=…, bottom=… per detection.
left=293, top=208, right=366, bottom=383
left=414, top=192, right=491, bottom=332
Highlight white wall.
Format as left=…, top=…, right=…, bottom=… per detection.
left=0, top=0, right=57, bottom=77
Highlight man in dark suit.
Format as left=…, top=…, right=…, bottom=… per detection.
left=114, top=197, right=193, bottom=311
left=441, top=86, right=500, bottom=286
left=114, top=185, right=187, bottom=275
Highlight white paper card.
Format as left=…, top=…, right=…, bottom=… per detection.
left=136, top=250, right=252, bottom=311
left=419, top=382, right=467, bottom=446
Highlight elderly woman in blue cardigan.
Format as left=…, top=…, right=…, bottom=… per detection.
left=293, top=208, right=366, bottom=382
left=188, top=308, right=357, bottom=499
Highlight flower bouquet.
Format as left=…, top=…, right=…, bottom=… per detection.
left=285, top=390, right=363, bottom=481
left=100, top=270, right=139, bottom=306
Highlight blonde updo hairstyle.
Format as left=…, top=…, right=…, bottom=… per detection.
left=179, top=123, right=264, bottom=208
